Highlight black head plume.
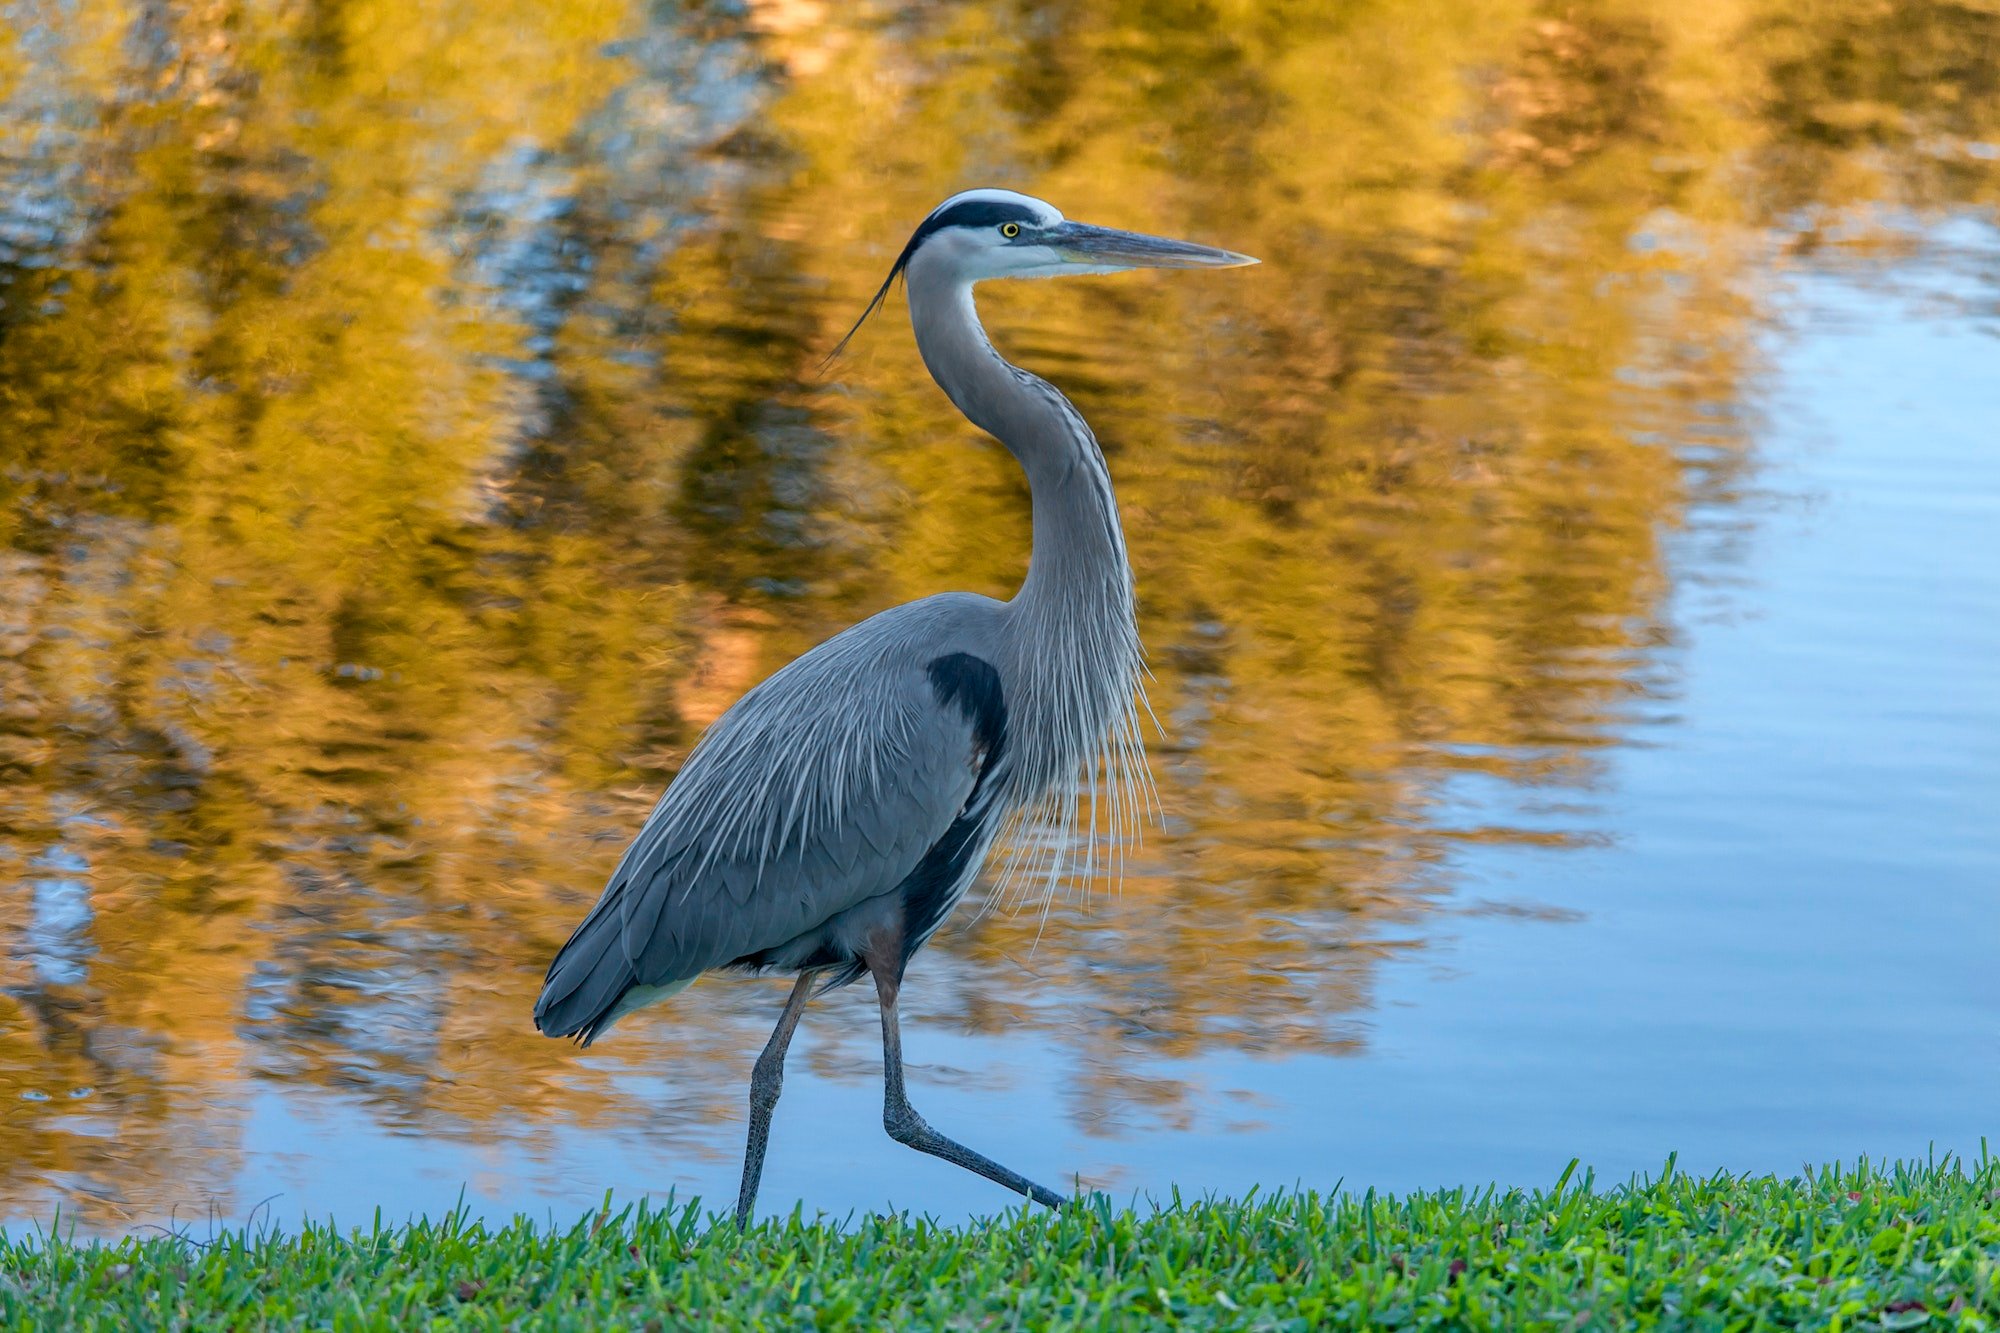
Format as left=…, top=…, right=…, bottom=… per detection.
left=821, top=194, right=1044, bottom=368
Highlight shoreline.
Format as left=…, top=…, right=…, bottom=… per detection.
left=4, top=1156, right=1994, bottom=1328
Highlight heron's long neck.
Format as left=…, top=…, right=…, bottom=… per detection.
left=906, top=276, right=1132, bottom=625
left=906, top=270, right=1142, bottom=806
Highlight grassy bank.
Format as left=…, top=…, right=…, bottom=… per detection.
left=3, top=1157, right=1996, bottom=1329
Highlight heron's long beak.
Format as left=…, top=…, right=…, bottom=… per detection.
left=1045, top=221, right=1258, bottom=270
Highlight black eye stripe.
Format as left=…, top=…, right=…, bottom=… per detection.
left=875, top=200, right=1043, bottom=294
left=919, top=200, right=1041, bottom=238
left=827, top=198, right=1050, bottom=363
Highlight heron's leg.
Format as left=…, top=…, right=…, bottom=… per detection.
left=868, top=964, right=1065, bottom=1211
left=735, top=970, right=817, bottom=1228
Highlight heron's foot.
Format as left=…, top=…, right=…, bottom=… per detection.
left=884, top=1103, right=1065, bottom=1210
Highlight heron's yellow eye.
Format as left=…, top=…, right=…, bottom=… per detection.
left=1000, top=222, right=1020, bottom=238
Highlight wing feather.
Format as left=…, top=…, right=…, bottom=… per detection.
left=534, top=603, right=988, bottom=1041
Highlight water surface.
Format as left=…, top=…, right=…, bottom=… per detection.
left=1, top=0, right=1996, bottom=1231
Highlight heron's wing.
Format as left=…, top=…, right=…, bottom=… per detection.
left=535, top=621, right=993, bottom=1041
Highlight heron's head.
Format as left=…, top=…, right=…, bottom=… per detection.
left=829, top=188, right=1256, bottom=359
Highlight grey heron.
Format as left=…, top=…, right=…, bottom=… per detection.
left=534, top=188, right=1255, bottom=1225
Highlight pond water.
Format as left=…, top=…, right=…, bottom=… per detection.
left=1, top=0, right=1996, bottom=1234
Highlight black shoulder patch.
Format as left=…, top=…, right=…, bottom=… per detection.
left=925, top=653, right=1006, bottom=787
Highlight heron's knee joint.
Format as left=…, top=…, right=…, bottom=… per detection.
left=884, top=1106, right=927, bottom=1145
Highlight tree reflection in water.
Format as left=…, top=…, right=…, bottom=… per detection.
left=0, top=0, right=1996, bottom=1226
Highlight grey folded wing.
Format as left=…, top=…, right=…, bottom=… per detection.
left=534, top=637, right=982, bottom=1041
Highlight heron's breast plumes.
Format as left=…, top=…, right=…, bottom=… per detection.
left=987, top=564, right=1154, bottom=914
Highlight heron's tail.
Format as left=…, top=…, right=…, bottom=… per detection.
left=535, top=879, right=654, bottom=1046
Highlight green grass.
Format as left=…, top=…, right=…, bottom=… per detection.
left=3, top=1156, right=1996, bottom=1329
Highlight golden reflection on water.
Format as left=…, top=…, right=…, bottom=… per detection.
left=0, top=0, right=1995, bottom=1224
